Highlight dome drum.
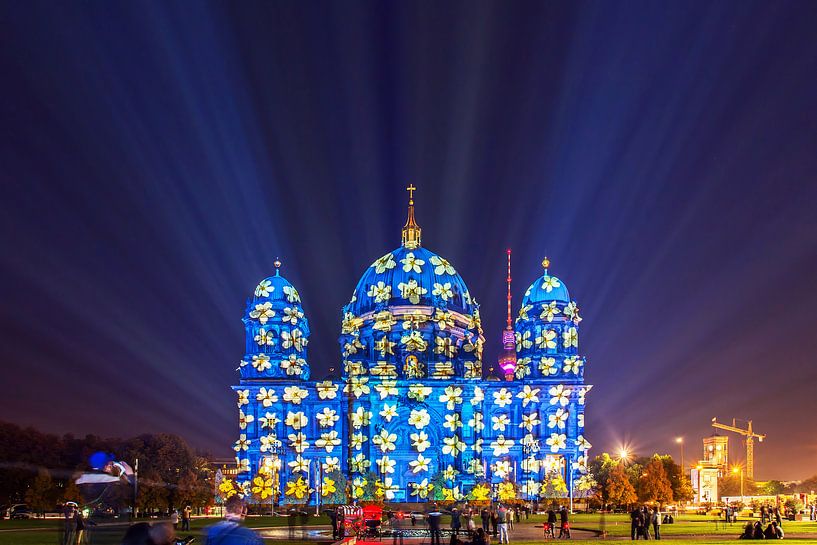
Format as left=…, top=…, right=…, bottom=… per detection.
left=340, top=245, right=484, bottom=381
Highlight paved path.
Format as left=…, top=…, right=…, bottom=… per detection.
left=349, top=519, right=599, bottom=543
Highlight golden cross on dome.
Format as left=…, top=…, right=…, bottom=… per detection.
left=406, top=183, right=416, bottom=203
left=402, top=184, right=421, bottom=248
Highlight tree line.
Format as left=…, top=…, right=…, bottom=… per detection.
left=588, top=453, right=694, bottom=507
left=0, top=421, right=214, bottom=514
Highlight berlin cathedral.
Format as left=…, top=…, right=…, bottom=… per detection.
left=231, top=187, right=592, bottom=504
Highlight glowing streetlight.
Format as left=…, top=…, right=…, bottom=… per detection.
left=618, top=447, right=632, bottom=464
left=675, top=437, right=685, bottom=476
left=732, top=465, right=745, bottom=501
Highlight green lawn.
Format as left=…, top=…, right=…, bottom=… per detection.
left=0, top=516, right=333, bottom=545
left=2, top=513, right=816, bottom=545
left=511, top=542, right=817, bottom=545
left=0, top=519, right=62, bottom=529
left=536, top=513, right=817, bottom=537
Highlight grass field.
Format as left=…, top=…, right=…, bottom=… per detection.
left=0, top=516, right=333, bottom=545
left=530, top=512, right=817, bottom=537
left=2, top=513, right=816, bottom=545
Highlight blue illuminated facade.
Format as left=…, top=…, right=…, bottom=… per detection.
left=232, top=192, right=592, bottom=504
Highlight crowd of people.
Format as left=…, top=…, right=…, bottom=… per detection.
left=60, top=502, right=91, bottom=545
left=119, top=496, right=258, bottom=545
left=737, top=505, right=788, bottom=540
left=740, top=520, right=784, bottom=540
left=106, top=496, right=816, bottom=545
left=427, top=502, right=569, bottom=544
left=630, top=505, right=663, bottom=540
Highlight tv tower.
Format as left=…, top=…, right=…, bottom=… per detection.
left=498, top=249, right=517, bottom=380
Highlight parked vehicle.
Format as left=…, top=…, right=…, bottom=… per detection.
left=8, top=504, right=33, bottom=519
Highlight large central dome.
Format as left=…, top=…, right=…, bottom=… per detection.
left=347, top=246, right=476, bottom=317
left=338, top=188, right=484, bottom=380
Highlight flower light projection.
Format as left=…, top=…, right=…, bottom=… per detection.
left=409, top=408, right=431, bottom=429
left=233, top=194, right=591, bottom=505
left=398, top=279, right=427, bottom=304
left=285, top=476, right=308, bottom=499
left=410, top=479, right=433, bottom=499
left=408, top=454, right=431, bottom=474
left=252, top=469, right=274, bottom=500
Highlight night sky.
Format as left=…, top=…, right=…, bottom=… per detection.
left=2, top=1, right=816, bottom=479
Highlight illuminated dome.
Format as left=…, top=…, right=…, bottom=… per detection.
left=240, top=260, right=310, bottom=380
left=520, top=258, right=571, bottom=306
left=513, top=257, right=584, bottom=382
left=348, top=246, right=476, bottom=317
left=339, top=188, right=484, bottom=380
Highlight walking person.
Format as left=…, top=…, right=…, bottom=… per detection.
left=547, top=508, right=557, bottom=539
left=449, top=507, right=462, bottom=536
left=427, top=504, right=443, bottom=545
left=170, top=510, right=179, bottom=530
left=62, top=503, right=77, bottom=545
left=481, top=508, right=490, bottom=533
left=74, top=508, right=88, bottom=545
left=203, top=495, right=263, bottom=545
left=652, top=507, right=661, bottom=540
left=496, top=504, right=509, bottom=545
left=630, top=506, right=644, bottom=540
left=181, top=505, right=192, bottom=531
left=558, top=506, right=570, bottom=539
left=466, top=509, right=476, bottom=535
left=642, top=507, right=651, bottom=539
left=472, top=528, right=488, bottom=545
left=491, top=509, right=499, bottom=537
left=328, top=509, right=339, bottom=540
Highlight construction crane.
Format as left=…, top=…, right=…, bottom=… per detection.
left=711, top=417, right=766, bottom=479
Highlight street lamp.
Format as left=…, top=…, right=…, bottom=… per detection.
left=618, top=447, right=632, bottom=464
left=732, top=466, right=745, bottom=503
left=675, top=437, right=685, bottom=475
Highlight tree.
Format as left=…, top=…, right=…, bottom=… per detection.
left=638, top=457, right=673, bottom=504
left=137, top=469, right=169, bottom=512
left=177, top=469, right=213, bottom=509
left=321, top=470, right=348, bottom=505
left=360, top=471, right=381, bottom=502
left=588, top=453, right=620, bottom=504
left=675, top=475, right=694, bottom=503
left=796, top=475, right=817, bottom=494
left=758, top=480, right=785, bottom=496
left=541, top=470, right=568, bottom=499
left=124, top=434, right=194, bottom=509
left=606, top=464, right=637, bottom=508
left=429, top=472, right=448, bottom=502
left=655, top=454, right=693, bottom=502
left=626, top=462, right=645, bottom=492
left=0, top=421, right=210, bottom=515
left=62, top=475, right=82, bottom=504
left=783, top=496, right=803, bottom=513
left=719, top=474, right=756, bottom=497
left=575, top=473, right=599, bottom=500
left=25, top=469, right=56, bottom=515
